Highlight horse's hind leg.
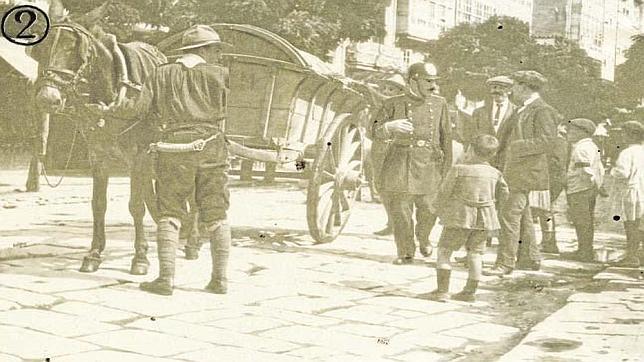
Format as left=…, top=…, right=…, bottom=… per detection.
left=80, top=164, right=109, bottom=273
left=129, top=154, right=151, bottom=275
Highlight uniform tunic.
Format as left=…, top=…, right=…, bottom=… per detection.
left=116, top=54, right=230, bottom=225
left=373, top=93, right=452, bottom=196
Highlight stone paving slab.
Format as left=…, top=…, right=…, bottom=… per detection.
left=176, top=346, right=301, bottom=362
left=388, top=310, right=488, bottom=332
left=127, top=317, right=298, bottom=353
left=259, top=295, right=355, bottom=314
left=80, top=329, right=211, bottom=357
left=390, top=350, right=445, bottom=361
left=321, top=304, right=402, bottom=324
left=0, top=325, right=98, bottom=360
left=388, top=330, right=469, bottom=350
left=0, top=353, right=20, bottom=362
left=52, top=301, right=140, bottom=322
left=205, top=315, right=288, bottom=333
left=361, top=295, right=460, bottom=313
left=0, top=309, right=120, bottom=337
left=443, top=322, right=520, bottom=343
left=328, top=322, right=402, bottom=338
left=55, top=350, right=182, bottom=362
left=261, top=325, right=414, bottom=357
left=0, top=286, right=61, bottom=307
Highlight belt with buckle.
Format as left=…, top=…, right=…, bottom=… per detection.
left=392, top=139, right=431, bottom=147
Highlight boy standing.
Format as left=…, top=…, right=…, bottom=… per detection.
left=565, top=118, right=604, bottom=262
left=429, top=134, right=509, bottom=302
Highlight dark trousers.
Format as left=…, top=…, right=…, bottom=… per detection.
left=498, top=191, right=540, bottom=269
left=385, top=192, right=437, bottom=258
left=624, top=220, right=642, bottom=257
left=534, top=183, right=564, bottom=233
left=566, top=189, right=597, bottom=255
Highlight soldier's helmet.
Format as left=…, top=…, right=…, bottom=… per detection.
left=407, top=62, right=439, bottom=80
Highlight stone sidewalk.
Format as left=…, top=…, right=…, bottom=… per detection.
left=500, top=267, right=644, bottom=362
left=0, top=170, right=641, bottom=361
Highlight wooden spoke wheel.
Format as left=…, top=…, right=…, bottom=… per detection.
left=307, top=113, right=364, bottom=244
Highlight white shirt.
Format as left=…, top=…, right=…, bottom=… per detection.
left=491, top=99, right=509, bottom=132
left=567, top=138, right=604, bottom=194
left=175, top=53, right=206, bottom=68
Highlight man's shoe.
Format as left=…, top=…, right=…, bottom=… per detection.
left=516, top=260, right=541, bottom=271
left=419, top=245, right=433, bottom=257
left=425, top=289, right=450, bottom=302
left=184, top=248, right=199, bottom=260
left=374, top=225, right=393, bottom=236
left=482, top=265, right=513, bottom=276
left=392, top=257, right=413, bottom=265
left=451, top=291, right=476, bottom=302
left=205, top=279, right=227, bottom=294
left=140, top=278, right=173, bottom=296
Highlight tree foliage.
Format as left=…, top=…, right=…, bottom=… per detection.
left=427, top=16, right=616, bottom=121
left=60, top=0, right=388, bottom=58
left=616, top=35, right=644, bottom=108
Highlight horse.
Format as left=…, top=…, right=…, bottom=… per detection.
left=32, top=20, right=169, bottom=275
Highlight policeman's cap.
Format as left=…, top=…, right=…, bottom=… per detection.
left=568, top=118, right=596, bottom=136
left=486, top=75, right=513, bottom=88
left=511, top=70, right=547, bottom=90
left=408, top=62, right=439, bottom=80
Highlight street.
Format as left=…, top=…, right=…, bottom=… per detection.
left=0, top=170, right=642, bottom=361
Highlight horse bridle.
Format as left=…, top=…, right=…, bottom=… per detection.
left=39, top=23, right=97, bottom=99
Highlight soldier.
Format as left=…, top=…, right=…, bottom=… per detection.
left=98, top=25, right=232, bottom=295
left=372, top=62, right=452, bottom=264
left=484, top=70, right=557, bottom=275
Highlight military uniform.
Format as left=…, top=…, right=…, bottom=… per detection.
left=373, top=93, right=452, bottom=260
left=113, top=25, right=232, bottom=295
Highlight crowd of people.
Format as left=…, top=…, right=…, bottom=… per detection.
left=369, top=62, right=644, bottom=302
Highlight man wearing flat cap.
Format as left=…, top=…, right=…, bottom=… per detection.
left=565, top=118, right=604, bottom=262
left=485, top=70, right=557, bottom=275
left=104, top=25, right=233, bottom=295
left=372, top=62, right=452, bottom=264
left=466, top=75, right=516, bottom=170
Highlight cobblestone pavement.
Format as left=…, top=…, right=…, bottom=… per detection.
left=0, top=171, right=641, bottom=361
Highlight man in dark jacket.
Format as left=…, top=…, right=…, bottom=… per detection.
left=372, top=62, right=452, bottom=264
left=484, top=70, right=557, bottom=275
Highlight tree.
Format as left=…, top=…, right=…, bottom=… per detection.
left=616, top=35, right=644, bottom=109
left=61, top=0, right=389, bottom=59
left=426, top=16, right=616, bottom=121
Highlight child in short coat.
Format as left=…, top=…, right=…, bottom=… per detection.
left=429, top=134, right=509, bottom=302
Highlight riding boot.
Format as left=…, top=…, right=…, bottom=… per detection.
left=205, top=220, right=231, bottom=294
left=140, top=217, right=180, bottom=296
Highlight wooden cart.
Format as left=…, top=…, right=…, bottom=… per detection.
left=159, top=24, right=374, bottom=243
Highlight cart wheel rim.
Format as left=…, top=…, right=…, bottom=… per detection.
left=307, top=113, right=364, bottom=244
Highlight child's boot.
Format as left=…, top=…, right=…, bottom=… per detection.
left=452, top=279, right=479, bottom=302
left=427, top=269, right=451, bottom=302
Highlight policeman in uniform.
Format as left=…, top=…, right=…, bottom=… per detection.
left=372, top=62, right=452, bottom=264
left=101, top=25, right=232, bottom=295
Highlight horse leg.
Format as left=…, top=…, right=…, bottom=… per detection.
left=26, top=112, right=50, bottom=192
left=79, top=164, right=109, bottom=273
left=129, top=155, right=150, bottom=275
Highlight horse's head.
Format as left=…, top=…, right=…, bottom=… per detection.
left=34, top=23, right=98, bottom=113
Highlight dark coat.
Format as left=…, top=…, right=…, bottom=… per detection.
left=504, top=97, right=557, bottom=191
left=467, top=100, right=517, bottom=170
left=373, top=93, right=452, bottom=196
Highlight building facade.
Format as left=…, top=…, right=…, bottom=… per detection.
left=532, top=0, right=643, bottom=81
left=342, top=0, right=535, bottom=77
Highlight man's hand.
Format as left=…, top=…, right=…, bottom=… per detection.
left=385, top=119, right=414, bottom=135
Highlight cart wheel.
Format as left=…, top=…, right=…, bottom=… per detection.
left=307, top=113, right=364, bottom=243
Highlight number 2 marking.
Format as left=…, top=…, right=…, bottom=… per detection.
left=15, top=9, right=37, bottom=39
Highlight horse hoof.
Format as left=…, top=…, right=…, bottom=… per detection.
left=130, top=262, right=149, bottom=275
left=79, top=256, right=101, bottom=273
